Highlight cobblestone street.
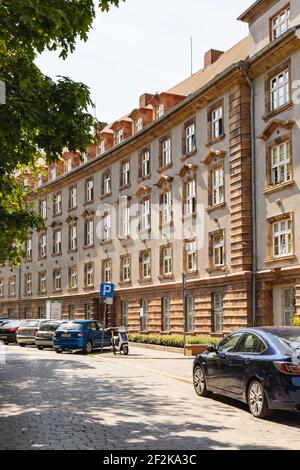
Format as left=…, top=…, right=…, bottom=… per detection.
left=1, top=345, right=300, bottom=450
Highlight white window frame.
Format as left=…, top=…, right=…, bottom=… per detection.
left=26, top=238, right=32, bottom=259
left=115, top=129, right=123, bottom=145
left=141, top=150, right=150, bottom=177
left=212, top=106, right=223, bottom=139
left=54, top=271, right=61, bottom=291
left=54, top=193, right=62, bottom=215
left=141, top=199, right=151, bottom=231
left=86, top=264, right=94, bottom=287
left=186, top=241, right=197, bottom=272
left=186, top=123, right=196, bottom=154
left=271, top=141, right=291, bottom=185
left=99, top=140, right=106, bottom=155
left=38, top=273, right=46, bottom=293
left=103, top=260, right=112, bottom=283
left=70, top=187, right=77, bottom=209
left=102, top=213, right=111, bottom=241
left=213, top=234, right=225, bottom=267
left=70, top=267, right=77, bottom=289
left=162, top=138, right=171, bottom=167
left=54, top=229, right=62, bottom=255
left=39, top=199, right=47, bottom=219
left=122, top=256, right=131, bottom=282
left=142, top=252, right=151, bottom=279
left=86, top=179, right=94, bottom=202
left=122, top=161, right=130, bottom=187
left=212, top=167, right=224, bottom=205
left=121, top=206, right=130, bottom=237
left=273, top=218, right=293, bottom=258
left=40, top=233, right=47, bottom=258
left=85, top=219, right=94, bottom=247
left=162, top=190, right=172, bottom=224
left=103, top=172, right=111, bottom=195
left=70, top=225, right=77, bottom=251
left=270, top=68, right=289, bottom=111
left=25, top=274, right=32, bottom=294
left=9, top=277, right=16, bottom=296
left=185, top=179, right=196, bottom=215
left=135, top=117, right=143, bottom=133
left=162, top=247, right=172, bottom=276
left=272, top=7, right=290, bottom=40
left=156, top=103, right=164, bottom=119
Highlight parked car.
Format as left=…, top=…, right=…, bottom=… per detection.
left=17, top=319, right=49, bottom=346
left=193, top=327, right=300, bottom=419
left=0, top=320, right=28, bottom=344
left=0, top=318, right=16, bottom=327
left=35, top=321, right=67, bottom=350
left=53, top=320, right=112, bottom=354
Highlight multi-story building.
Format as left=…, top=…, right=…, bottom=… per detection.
left=1, top=0, right=300, bottom=334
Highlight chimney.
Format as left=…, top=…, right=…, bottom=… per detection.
left=204, top=49, right=224, bottom=67
left=139, top=93, right=154, bottom=108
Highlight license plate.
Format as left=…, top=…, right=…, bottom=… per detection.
left=61, top=334, right=71, bottom=338
left=0, top=336, right=7, bottom=339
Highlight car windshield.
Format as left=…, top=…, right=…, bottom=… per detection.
left=56, top=322, right=82, bottom=331
left=271, top=331, right=300, bottom=352
left=39, top=323, right=61, bottom=331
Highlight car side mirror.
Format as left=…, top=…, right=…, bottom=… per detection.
left=207, top=345, right=216, bottom=353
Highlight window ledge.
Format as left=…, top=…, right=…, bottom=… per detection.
left=67, top=288, right=78, bottom=293
left=181, top=149, right=197, bottom=161
left=158, top=163, right=172, bottom=174
left=100, top=192, right=112, bottom=200
left=206, top=202, right=226, bottom=213
left=52, top=290, right=62, bottom=294
left=119, top=280, right=132, bottom=286
left=68, top=207, right=78, bottom=212
left=83, top=286, right=94, bottom=291
left=264, top=255, right=296, bottom=264
left=206, top=266, right=228, bottom=273
left=51, top=253, right=62, bottom=257
left=263, top=180, right=295, bottom=196
left=119, top=184, right=131, bottom=192
left=137, top=175, right=151, bottom=183
left=158, top=275, right=174, bottom=282
left=37, top=256, right=47, bottom=261
left=185, top=270, right=199, bottom=278
left=83, top=245, right=95, bottom=250
left=205, top=134, right=225, bottom=148
left=181, top=213, right=197, bottom=221
left=262, top=101, right=293, bottom=122
left=83, top=200, right=94, bottom=207
left=67, top=249, right=78, bottom=254
left=100, top=240, right=113, bottom=246
left=137, top=278, right=153, bottom=285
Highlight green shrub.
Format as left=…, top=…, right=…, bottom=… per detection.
left=127, top=333, right=220, bottom=348
left=292, top=316, right=300, bottom=327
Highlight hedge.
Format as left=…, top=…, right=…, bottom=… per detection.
left=127, top=333, right=220, bottom=348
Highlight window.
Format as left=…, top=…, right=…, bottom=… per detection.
left=53, top=229, right=62, bottom=255
left=9, top=276, right=16, bottom=296
left=64, top=159, right=72, bottom=173
left=121, top=161, right=130, bottom=187
left=121, top=256, right=131, bottom=282
left=69, top=267, right=77, bottom=289
left=271, top=141, right=291, bottom=185
left=38, top=272, right=46, bottom=293
left=185, top=122, right=196, bottom=155
left=99, top=140, right=105, bottom=155
left=161, top=138, right=171, bottom=167
left=69, top=305, right=75, bottom=320
left=270, top=68, right=289, bottom=111
left=69, top=187, right=77, bottom=209
left=271, top=7, right=290, bottom=40
left=85, top=263, right=94, bottom=287
left=141, top=198, right=151, bottom=231
left=0, top=279, right=3, bottom=296
left=121, top=300, right=128, bottom=327
left=212, top=293, right=223, bottom=334
left=212, top=167, right=224, bottom=205
left=120, top=205, right=130, bottom=237
left=140, top=299, right=148, bottom=331
left=213, top=234, right=225, bottom=267
left=186, top=241, right=197, bottom=272
left=162, top=297, right=170, bottom=332
left=156, top=103, right=164, bottom=119
left=236, top=333, right=266, bottom=354
left=212, top=106, right=223, bottom=139
left=134, top=117, right=143, bottom=133
left=187, top=296, right=195, bottom=333
left=38, top=306, right=46, bottom=319
left=141, top=251, right=151, bottom=279
left=85, top=304, right=92, bottom=320
left=50, top=167, right=56, bottom=181
left=115, top=129, right=123, bottom=145
left=103, top=259, right=112, bottom=283
left=101, top=213, right=111, bottom=241
left=8, top=308, right=15, bottom=318
left=84, top=219, right=94, bottom=247
left=39, top=199, right=47, bottom=219
left=26, top=237, right=32, bottom=260
left=161, top=246, right=172, bottom=276
left=161, top=191, right=172, bottom=224
left=25, top=273, right=32, bottom=294
left=218, top=332, right=246, bottom=354
left=273, top=218, right=293, bottom=258
left=282, top=287, right=296, bottom=326
left=103, top=172, right=112, bottom=195
left=69, top=225, right=77, bottom=251
left=86, top=178, right=94, bottom=202
left=184, top=179, right=196, bottom=215
left=39, top=233, right=47, bottom=258
left=141, top=150, right=150, bottom=178
left=53, top=270, right=62, bottom=291
left=53, top=193, right=62, bottom=216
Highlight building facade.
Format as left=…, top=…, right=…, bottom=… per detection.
left=1, top=0, right=300, bottom=335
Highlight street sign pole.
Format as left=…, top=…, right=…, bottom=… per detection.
left=182, top=273, right=187, bottom=357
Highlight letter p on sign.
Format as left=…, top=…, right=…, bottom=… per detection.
left=100, top=282, right=115, bottom=299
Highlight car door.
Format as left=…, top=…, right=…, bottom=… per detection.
left=205, top=332, right=244, bottom=391
left=87, top=322, right=100, bottom=347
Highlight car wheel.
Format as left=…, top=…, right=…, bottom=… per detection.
left=83, top=341, right=92, bottom=355
left=193, top=366, right=211, bottom=397
left=122, top=345, right=129, bottom=356
left=4, top=340, right=9, bottom=345
left=55, top=349, right=62, bottom=354
left=19, top=343, right=26, bottom=347
left=37, top=346, right=44, bottom=350
left=247, top=381, right=271, bottom=419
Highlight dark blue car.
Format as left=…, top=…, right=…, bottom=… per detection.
left=193, top=327, right=300, bottom=419
left=53, top=320, right=112, bottom=354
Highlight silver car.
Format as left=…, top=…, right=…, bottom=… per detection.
left=17, top=319, right=49, bottom=346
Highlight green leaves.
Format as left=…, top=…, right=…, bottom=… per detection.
left=0, top=0, right=125, bottom=264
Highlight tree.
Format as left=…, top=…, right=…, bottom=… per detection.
left=0, top=0, right=124, bottom=265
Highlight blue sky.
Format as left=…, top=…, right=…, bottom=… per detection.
left=36, top=0, right=251, bottom=124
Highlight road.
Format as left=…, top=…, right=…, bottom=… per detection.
left=0, top=344, right=300, bottom=450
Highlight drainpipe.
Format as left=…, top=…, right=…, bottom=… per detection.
left=239, top=61, right=257, bottom=327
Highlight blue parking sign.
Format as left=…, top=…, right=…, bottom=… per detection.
left=100, top=283, right=115, bottom=299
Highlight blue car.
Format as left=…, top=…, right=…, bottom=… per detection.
left=193, top=327, right=300, bottom=419
left=53, top=320, right=112, bottom=354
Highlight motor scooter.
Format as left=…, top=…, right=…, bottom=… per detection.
left=107, top=327, right=129, bottom=355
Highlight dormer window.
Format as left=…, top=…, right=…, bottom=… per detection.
left=156, top=103, right=164, bottom=119
left=271, top=7, right=290, bottom=41
left=99, top=140, right=105, bottom=155
left=134, top=117, right=143, bottom=133
left=115, top=129, right=123, bottom=145
left=50, top=167, right=56, bottom=181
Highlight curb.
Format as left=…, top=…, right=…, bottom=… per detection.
left=129, top=342, right=184, bottom=354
